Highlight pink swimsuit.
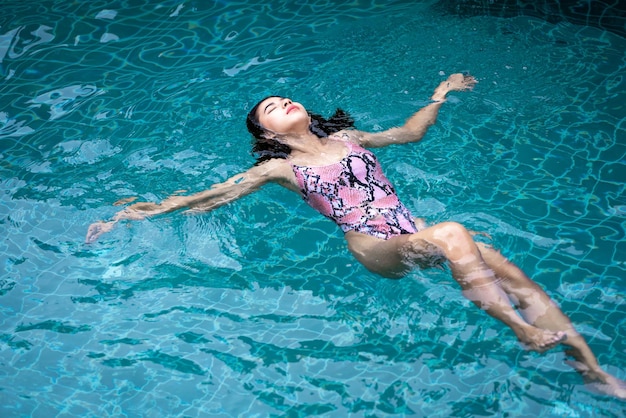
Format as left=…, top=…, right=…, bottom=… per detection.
left=291, top=141, right=419, bottom=240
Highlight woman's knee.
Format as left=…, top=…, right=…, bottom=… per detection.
left=428, top=222, right=478, bottom=261
left=431, top=222, right=474, bottom=245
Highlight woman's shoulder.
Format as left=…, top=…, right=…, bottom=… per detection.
left=253, top=158, right=299, bottom=192
left=251, top=158, right=299, bottom=189
left=252, top=157, right=292, bottom=172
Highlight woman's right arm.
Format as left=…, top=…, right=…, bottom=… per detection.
left=86, top=158, right=295, bottom=243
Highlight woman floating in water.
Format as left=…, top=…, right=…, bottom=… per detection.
left=87, top=73, right=626, bottom=399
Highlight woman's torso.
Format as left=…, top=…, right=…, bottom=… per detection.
left=285, top=137, right=418, bottom=240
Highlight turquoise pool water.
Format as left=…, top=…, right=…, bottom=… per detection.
left=1, top=0, right=625, bottom=416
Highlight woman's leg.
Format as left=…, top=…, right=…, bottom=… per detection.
left=347, top=223, right=626, bottom=398
left=476, top=242, right=626, bottom=397
left=347, top=223, right=565, bottom=350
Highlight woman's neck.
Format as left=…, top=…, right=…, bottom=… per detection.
left=282, top=131, right=326, bottom=155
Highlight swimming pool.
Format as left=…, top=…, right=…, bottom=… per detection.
left=1, top=0, right=625, bottom=416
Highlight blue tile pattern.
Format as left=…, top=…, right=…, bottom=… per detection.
left=434, top=0, right=626, bottom=37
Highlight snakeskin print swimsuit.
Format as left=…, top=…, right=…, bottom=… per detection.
left=291, top=141, right=418, bottom=240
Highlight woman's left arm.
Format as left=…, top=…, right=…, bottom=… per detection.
left=345, top=73, right=477, bottom=148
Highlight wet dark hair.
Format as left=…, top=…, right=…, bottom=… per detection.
left=246, top=96, right=355, bottom=164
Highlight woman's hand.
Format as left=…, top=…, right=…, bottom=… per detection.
left=85, top=220, right=116, bottom=244
left=85, top=207, right=147, bottom=244
left=432, top=73, right=477, bottom=101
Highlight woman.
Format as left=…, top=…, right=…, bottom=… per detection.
left=87, top=73, right=625, bottom=398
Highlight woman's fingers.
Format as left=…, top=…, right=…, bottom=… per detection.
left=85, top=221, right=115, bottom=244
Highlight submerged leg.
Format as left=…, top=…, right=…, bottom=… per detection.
left=400, top=222, right=565, bottom=351
left=476, top=242, right=626, bottom=399
left=346, top=224, right=626, bottom=398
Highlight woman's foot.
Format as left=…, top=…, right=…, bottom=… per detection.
left=587, top=373, right=626, bottom=400
left=516, top=326, right=567, bottom=352
left=565, top=352, right=626, bottom=400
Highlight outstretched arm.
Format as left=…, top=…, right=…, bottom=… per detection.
left=85, top=158, right=294, bottom=243
left=346, top=73, right=477, bottom=148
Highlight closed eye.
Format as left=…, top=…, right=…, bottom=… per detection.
left=264, top=102, right=277, bottom=114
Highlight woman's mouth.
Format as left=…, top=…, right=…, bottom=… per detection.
left=286, top=105, right=298, bottom=114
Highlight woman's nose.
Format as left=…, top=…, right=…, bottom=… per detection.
left=282, top=99, right=292, bottom=107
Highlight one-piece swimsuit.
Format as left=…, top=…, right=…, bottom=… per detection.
left=291, top=141, right=419, bottom=240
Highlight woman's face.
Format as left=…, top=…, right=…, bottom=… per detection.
left=255, top=96, right=310, bottom=136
